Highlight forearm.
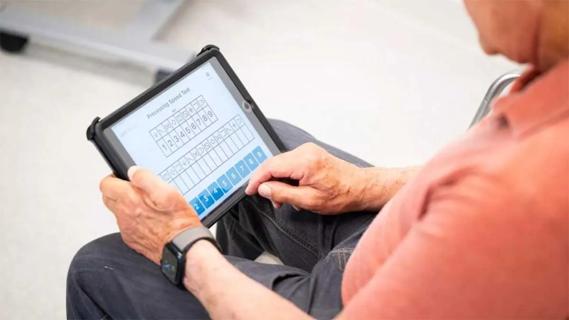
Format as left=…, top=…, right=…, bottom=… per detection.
left=356, top=166, right=421, bottom=211
left=184, top=240, right=311, bottom=320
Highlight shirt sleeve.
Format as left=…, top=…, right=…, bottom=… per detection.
left=338, top=173, right=568, bottom=319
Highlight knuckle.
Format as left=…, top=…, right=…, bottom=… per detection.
left=304, top=142, right=322, bottom=154
left=306, top=195, right=324, bottom=209
left=132, top=170, right=152, bottom=188
left=307, top=152, right=319, bottom=163
left=302, top=144, right=324, bottom=164
left=166, top=186, right=180, bottom=200
left=306, top=155, right=321, bottom=170
left=99, top=178, right=108, bottom=193
left=301, top=142, right=317, bottom=150
left=132, top=205, right=145, bottom=218
left=130, top=171, right=146, bottom=186
left=159, top=188, right=181, bottom=207
left=266, top=155, right=281, bottom=169
left=130, top=169, right=144, bottom=183
left=126, top=192, right=142, bottom=207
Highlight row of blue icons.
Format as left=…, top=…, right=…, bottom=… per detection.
left=190, top=146, right=267, bottom=216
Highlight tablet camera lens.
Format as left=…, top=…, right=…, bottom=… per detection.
left=242, top=101, right=253, bottom=112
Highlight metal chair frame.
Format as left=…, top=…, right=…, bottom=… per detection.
left=470, top=72, right=520, bottom=127
left=0, top=0, right=192, bottom=73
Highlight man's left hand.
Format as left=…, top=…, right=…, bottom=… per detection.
left=99, top=166, right=201, bottom=264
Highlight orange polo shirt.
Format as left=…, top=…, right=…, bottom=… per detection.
left=341, top=60, right=569, bottom=319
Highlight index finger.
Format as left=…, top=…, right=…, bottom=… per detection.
left=245, top=150, right=301, bottom=195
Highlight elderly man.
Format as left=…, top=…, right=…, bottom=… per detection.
left=67, top=0, right=568, bottom=318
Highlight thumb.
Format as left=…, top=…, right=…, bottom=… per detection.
left=258, top=181, right=321, bottom=210
left=128, top=166, right=180, bottom=209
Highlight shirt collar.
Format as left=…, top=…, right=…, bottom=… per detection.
left=492, top=59, right=569, bottom=137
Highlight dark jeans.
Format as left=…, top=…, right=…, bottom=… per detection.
left=67, top=120, right=376, bottom=320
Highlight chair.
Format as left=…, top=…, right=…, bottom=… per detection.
left=470, top=72, right=520, bottom=127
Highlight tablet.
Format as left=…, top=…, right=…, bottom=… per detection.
left=87, top=45, right=284, bottom=226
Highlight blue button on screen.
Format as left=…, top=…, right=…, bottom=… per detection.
left=207, top=182, right=224, bottom=200
left=198, top=190, right=214, bottom=208
left=244, top=153, right=258, bottom=170
left=190, top=198, right=205, bottom=215
left=235, top=160, right=250, bottom=177
left=217, top=175, right=233, bottom=193
left=252, top=146, right=267, bottom=163
left=183, top=146, right=271, bottom=218
left=226, top=167, right=241, bottom=184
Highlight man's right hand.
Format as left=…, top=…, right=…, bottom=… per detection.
left=246, top=143, right=417, bottom=214
left=245, top=143, right=366, bottom=214
left=245, top=143, right=372, bottom=214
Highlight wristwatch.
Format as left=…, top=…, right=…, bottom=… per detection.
left=160, top=226, right=220, bottom=288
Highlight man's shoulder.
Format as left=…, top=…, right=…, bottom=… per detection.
left=420, top=131, right=567, bottom=248
left=425, top=117, right=567, bottom=218
left=503, top=116, right=567, bottom=200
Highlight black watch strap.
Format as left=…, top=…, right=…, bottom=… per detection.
left=161, top=226, right=221, bottom=288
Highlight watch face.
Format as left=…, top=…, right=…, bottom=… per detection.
left=161, top=245, right=180, bottom=284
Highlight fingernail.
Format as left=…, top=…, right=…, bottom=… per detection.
left=128, top=166, right=140, bottom=180
left=258, top=184, right=272, bottom=199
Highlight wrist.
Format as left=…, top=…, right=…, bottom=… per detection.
left=183, top=240, right=222, bottom=294
left=356, top=167, right=388, bottom=211
left=161, top=225, right=218, bottom=288
left=164, top=214, right=202, bottom=244
left=358, top=166, right=420, bottom=211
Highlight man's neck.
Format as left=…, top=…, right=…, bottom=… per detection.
left=536, top=1, right=569, bottom=72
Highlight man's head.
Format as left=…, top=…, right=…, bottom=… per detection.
left=465, top=0, right=569, bottom=71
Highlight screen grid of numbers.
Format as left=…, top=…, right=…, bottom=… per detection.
left=157, top=114, right=268, bottom=218
left=113, top=61, right=273, bottom=220
left=150, top=95, right=219, bottom=157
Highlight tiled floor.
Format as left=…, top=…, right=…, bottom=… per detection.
left=0, top=0, right=516, bottom=318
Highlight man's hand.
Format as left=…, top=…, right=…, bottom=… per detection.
left=246, top=143, right=372, bottom=214
left=99, top=166, right=201, bottom=264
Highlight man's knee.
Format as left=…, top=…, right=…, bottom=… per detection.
left=67, top=233, right=131, bottom=318
left=68, top=233, right=122, bottom=287
left=267, top=118, right=316, bottom=150
left=67, top=234, right=208, bottom=319
left=68, top=232, right=160, bottom=281
left=69, top=233, right=125, bottom=271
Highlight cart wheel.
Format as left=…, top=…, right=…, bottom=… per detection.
left=0, top=32, right=29, bottom=53
left=155, top=69, right=173, bottom=84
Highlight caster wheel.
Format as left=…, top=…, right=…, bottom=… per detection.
left=0, top=32, right=29, bottom=53
left=154, top=69, right=173, bottom=84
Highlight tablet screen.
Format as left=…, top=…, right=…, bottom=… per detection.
left=108, top=58, right=277, bottom=219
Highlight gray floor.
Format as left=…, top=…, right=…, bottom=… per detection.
left=0, top=0, right=516, bottom=318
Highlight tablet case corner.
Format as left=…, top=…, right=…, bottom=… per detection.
left=198, top=44, right=220, bottom=57
left=86, top=116, right=128, bottom=180
left=86, top=116, right=101, bottom=141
